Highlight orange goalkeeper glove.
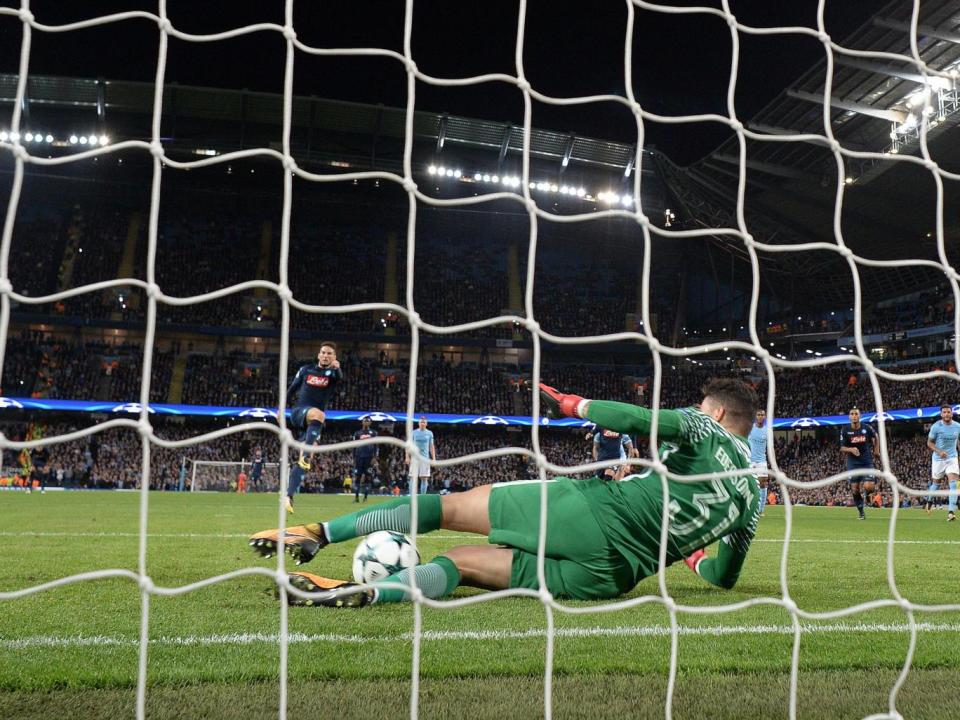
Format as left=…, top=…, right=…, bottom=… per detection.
left=538, top=383, right=586, bottom=419
left=684, top=548, right=706, bottom=576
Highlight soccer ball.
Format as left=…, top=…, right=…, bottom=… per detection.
left=351, top=530, right=420, bottom=584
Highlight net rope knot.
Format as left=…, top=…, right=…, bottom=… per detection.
left=515, top=78, right=531, bottom=93
left=17, top=8, right=33, bottom=24
left=401, top=177, right=418, bottom=194
left=276, top=284, right=294, bottom=303
left=0, top=278, right=13, bottom=295
left=282, top=26, right=297, bottom=42
left=157, top=17, right=173, bottom=34
left=139, top=576, right=156, bottom=593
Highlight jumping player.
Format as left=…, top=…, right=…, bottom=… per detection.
left=248, top=378, right=760, bottom=608
left=839, top=407, right=879, bottom=520
left=284, top=342, right=342, bottom=512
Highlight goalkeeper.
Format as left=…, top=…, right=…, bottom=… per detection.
left=249, top=378, right=760, bottom=607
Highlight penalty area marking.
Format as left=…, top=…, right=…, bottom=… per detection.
left=3, top=622, right=960, bottom=651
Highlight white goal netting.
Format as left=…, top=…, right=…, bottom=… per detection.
left=2, top=2, right=960, bottom=720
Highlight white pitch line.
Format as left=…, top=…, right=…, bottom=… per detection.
left=3, top=622, right=960, bottom=651
left=0, top=531, right=959, bottom=546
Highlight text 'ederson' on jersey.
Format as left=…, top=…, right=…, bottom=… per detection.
left=580, top=402, right=760, bottom=589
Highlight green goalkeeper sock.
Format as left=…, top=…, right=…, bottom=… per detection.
left=324, top=495, right=443, bottom=543
left=371, top=555, right=461, bottom=604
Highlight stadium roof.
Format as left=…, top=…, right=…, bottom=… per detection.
left=674, top=0, right=960, bottom=306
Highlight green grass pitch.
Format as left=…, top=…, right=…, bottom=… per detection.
left=1, top=491, right=958, bottom=719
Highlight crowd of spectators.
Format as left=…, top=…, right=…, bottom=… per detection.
left=2, top=416, right=943, bottom=509
left=1, top=333, right=173, bottom=404
left=858, top=287, right=953, bottom=335
left=5, top=330, right=960, bottom=421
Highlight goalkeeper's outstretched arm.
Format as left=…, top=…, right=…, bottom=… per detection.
left=539, top=384, right=687, bottom=442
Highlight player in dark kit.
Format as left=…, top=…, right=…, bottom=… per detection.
left=249, top=447, right=264, bottom=491
left=284, top=342, right=342, bottom=512
left=352, top=417, right=379, bottom=503
left=590, top=425, right=634, bottom=480
left=839, top=407, right=879, bottom=520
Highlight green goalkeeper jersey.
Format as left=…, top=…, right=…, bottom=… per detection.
left=578, top=400, right=759, bottom=589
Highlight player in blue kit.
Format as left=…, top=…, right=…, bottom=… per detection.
left=284, top=342, right=342, bottom=512
left=925, top=404, right=959, bottom=522
left=249, top=446, right=264, bottom=491
left=839, top=407, right=879, bottom=520
left=352, top=417, right=379, bottom=503
left=747, top=409, right=769, bottom=516
left=590, top=425, right=634, bottom=480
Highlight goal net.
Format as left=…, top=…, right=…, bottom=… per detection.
left=189, top=460, right=282, bottom=492
left=2, top=2, right=960, bottom=720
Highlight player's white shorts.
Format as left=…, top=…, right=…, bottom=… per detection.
left=410, top=461, right=431, bottom=478
left=931, top=455, right=960, bottom=480
left=749, top=460, right=769, bottom=479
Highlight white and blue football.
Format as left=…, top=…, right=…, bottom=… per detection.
left=351, top=530, right=420, bottom=584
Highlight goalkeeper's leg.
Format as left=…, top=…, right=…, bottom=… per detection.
left=250, top=485, right=494, bottom=563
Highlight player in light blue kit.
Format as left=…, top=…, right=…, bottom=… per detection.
left=747, top=409, right=770, bottom=516
left=926, top=404, right=959, bottom=522
left=406, top=416, right=437, bottom=495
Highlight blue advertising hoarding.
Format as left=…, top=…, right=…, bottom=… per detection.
left=0, top=396, right=953, bottom=428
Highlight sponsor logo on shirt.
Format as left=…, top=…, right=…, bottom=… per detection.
left=306, top=374, right=329, bottom=387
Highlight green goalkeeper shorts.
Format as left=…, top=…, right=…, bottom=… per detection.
left=487, top=477, right=636, bottom=601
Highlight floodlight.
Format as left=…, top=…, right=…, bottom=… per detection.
left=474, top=173, right=482, bottom=180
left=45, top=134, right=53, bottom=143
left=99, top=135, right=109, bottom=145
left=428, top=165, right=437, bottom=174
left=453, top=169, right=461, bottom=178
left=491, top=175, right=500, bottom=183
left=24, top=132, right=34, bottom=142
left=0, top=131, right=8, bottom=142
left=69, top=135, right=78, bottom=144
left=79, top=136, right=88, bottom=144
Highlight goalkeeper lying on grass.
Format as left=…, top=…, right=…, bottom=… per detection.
left=249, top=378, right=761, bottom=607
